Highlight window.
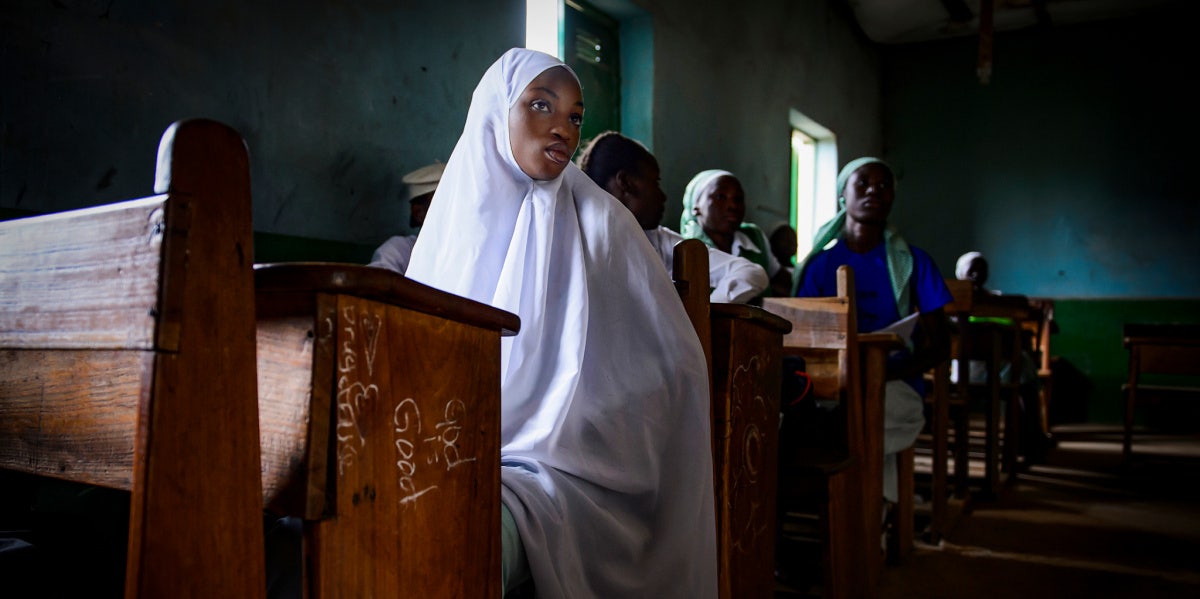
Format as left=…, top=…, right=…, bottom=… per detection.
left=525, top=0, right=562, bottom=57
left=789, top=109, right=837, bottom=260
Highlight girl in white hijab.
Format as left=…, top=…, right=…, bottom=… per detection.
left=406, top=48, right=718, bottom=598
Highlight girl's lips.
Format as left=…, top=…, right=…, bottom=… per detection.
left=545, top=144, right=569, bottom=165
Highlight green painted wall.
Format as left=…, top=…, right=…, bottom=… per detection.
left=2, top=0, right=525, bottom=252
left=880, top=2, right=1199, bottom=299
left=3, top=0, right=880, bottom=262
left=1051, top=299, right=1200, bottom=426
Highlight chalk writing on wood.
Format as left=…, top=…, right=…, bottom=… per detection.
left=424, top=398, right=478, bottom=471
left=394, top=398, right=437, bottom=506
left=335, top=304, right=383, bottom=476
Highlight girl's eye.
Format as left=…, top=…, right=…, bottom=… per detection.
left=531, top=99, right=550, bottom=112
left=570, top=113, right=583, bottom=127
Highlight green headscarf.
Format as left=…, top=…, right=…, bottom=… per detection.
left=680, top=169, right=730, bottom=240
left=679, top=169, right=773, bottom=274
left=792, top=157, right=914, bottom=313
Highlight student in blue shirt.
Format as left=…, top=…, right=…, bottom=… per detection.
left=794, top=157, right=952, bottom=505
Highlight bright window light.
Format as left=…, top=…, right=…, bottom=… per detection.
left=526, top=0, right=562, bottom=58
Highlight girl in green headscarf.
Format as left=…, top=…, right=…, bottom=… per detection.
left=680, top=169, right=787, bottom=296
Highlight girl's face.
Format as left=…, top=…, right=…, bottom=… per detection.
left=621, top=156, right=667, bottom=230
left=509, top=66, right=584, bottom=181
left=693, top=175, right=745, bottom=236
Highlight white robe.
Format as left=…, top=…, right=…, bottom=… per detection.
left=644, top=225, right=769, bottom=303
left=406, top=48, right=718, bottom=598
left=367, top=233, right=416, bottom=274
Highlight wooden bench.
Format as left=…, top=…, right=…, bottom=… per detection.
left=673, top=239, right=791, bottom=599
left=256, top=262, right=518, bottom=597
left=1123, top=323, right=1200, bottom=460
left=0, top=119, right=266, bottom=597
left=763, top=266, right=902, bottom=599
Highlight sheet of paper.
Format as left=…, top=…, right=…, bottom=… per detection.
left=875, top=311, right=919, bottom=344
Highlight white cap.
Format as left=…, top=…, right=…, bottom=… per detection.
left=403, top=161, right=445, bottom=200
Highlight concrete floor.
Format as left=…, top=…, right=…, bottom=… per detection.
left=876, top=423, right=1200, bottom=599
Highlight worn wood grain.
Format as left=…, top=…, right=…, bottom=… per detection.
left=0, top=119, right=266, bottom=599
left=0, top=349, right=146, bottom=488
left=0, top=196, right=167, bottom=350
left=307, top=294, right=502, bottom=598
left=711, top=310, right=786, bottom=599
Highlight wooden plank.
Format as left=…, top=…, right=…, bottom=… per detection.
left=0, top=348, right=146, bottom=489
left=0, top=196, right=167, bottom=350
left=762, top=296, right=849, bottom=350
left=125, top=118, right=265, bottom=599
left=674, top=239, right=712, bottom=375
left=1133, top=344, right=1200, bottom=377
left=258, top=314, right=319, bottom=514
left=255, top=263, right=520, bottom=337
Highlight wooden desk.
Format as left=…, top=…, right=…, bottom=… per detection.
left=256, top=263, right=518, bottom=598
left=710, top=303, right=790, bottom=599
left=1123, top=323, right=1200, bottom=459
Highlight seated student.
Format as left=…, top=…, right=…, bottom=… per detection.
left=575, top=130, right=768, bottom=303
left=769, top=222, right=799, bottom=296
left=680, top=170, right=792, bottom=298
left=367, top=161, right=443, bottom=274
left=793, top=157, right=951, bottom=506
left=955, top=250, right=991, bottom=293
left=405, top=48, right=718, bottom=598
left=954, top=250, right=1053, bottom=459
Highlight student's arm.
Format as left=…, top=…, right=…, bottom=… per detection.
left=886, top=246, right=953, bottom=380
left=706, top=246, right=769, bottom=303
left=887, top=307, right=951, bottom=381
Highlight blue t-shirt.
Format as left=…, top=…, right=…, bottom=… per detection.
left=796, top=239, right=952, bottom=392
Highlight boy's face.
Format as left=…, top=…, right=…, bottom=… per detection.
left=508, top=66, right=584, bottom=181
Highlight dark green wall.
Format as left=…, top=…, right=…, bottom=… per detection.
left=2, top=0, right=525, bottom=251
left=881, top=2, right=1199, bottom=299
left=1051, top=299, right=1200, bottom=425
left=880, top=2, right=1200, bottom=425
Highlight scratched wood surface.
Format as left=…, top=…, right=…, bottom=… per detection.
left=0, top=197, right=167, bottom=350
left=0, top=119, right=267, bottom=598
left=0, top=349, right=146, bottom=488
left=307, top=294, right=502, bottom=598
left=710, top=304, right=789, bottom=599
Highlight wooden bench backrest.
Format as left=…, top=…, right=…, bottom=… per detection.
left=255, top=263, right=519, bottom=598
left=0, top=119, right=265, bottom=598
left=673, top=238, right=712, bottom=372
left=1124, top=324, right=1200, bottom=378
left=762, top=266, right=858, bottom=407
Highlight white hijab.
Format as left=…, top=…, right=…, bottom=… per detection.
left=406, top=48, right=717, bottom=598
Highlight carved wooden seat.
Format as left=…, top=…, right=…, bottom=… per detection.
left=0, top=119, right=266, bottom=597
left=255, top=262, right=518, bottom=598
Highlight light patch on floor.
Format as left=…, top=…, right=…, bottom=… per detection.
left=923, top=540, right=1200, bottom=585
